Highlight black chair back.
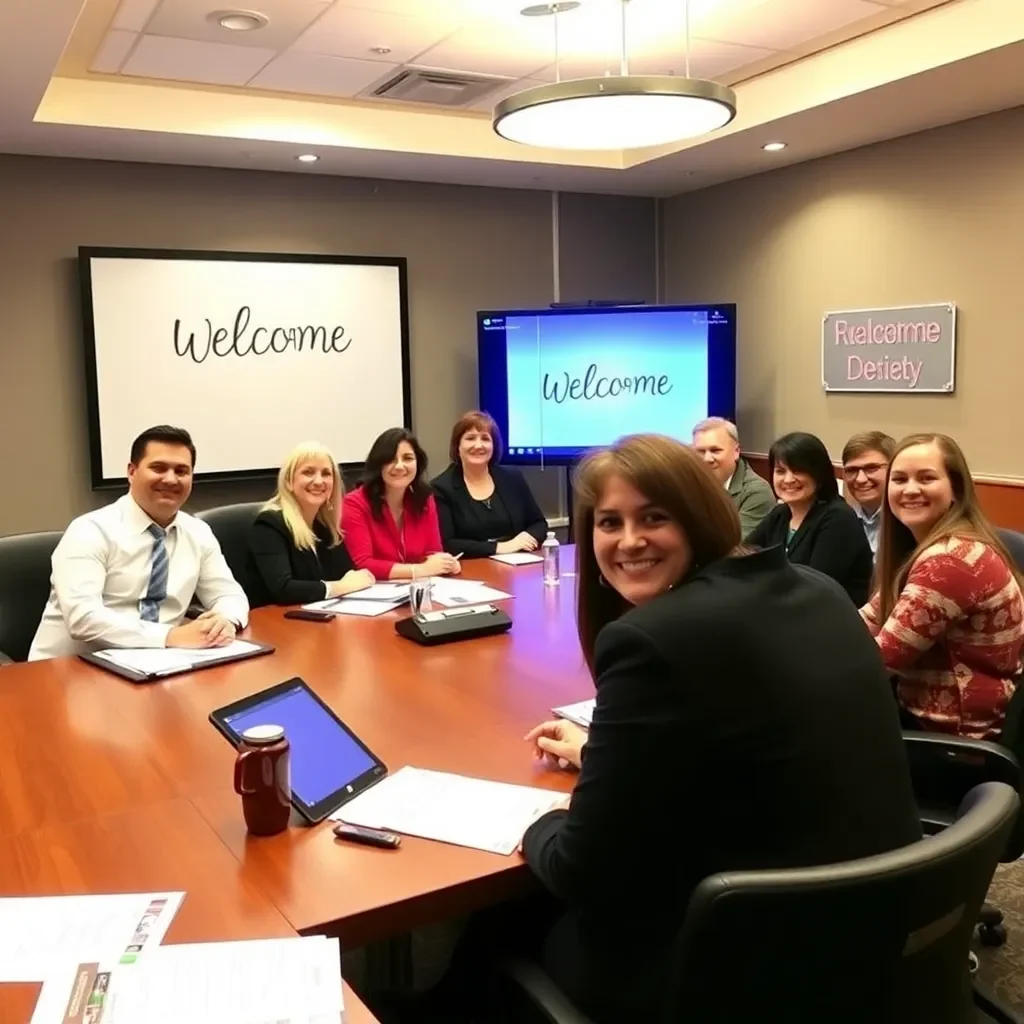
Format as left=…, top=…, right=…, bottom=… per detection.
left=998, top=528, right=1024, bottom=574
left=195, top=503, right=262, bottom=604
left=663, top=782, right=1018, bottom=1024
left=0, top=531, right=62, bottom=662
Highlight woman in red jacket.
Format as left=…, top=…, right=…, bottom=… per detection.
left=342, top=428, right=461, bottom=580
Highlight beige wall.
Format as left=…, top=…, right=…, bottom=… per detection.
left=661, top=104, right=1024, bottom=479
left=0, top=156, right=562, bottom=535
left=0, top=156, right=657, bottom=536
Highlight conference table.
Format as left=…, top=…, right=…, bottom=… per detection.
left=0, top=554, right=589, bottom=1021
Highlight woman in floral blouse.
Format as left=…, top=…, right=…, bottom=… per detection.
left=862, top=433, right=1024, bottom=739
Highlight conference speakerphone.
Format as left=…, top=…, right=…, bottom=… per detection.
left=395, top=604, right=512, bottom=646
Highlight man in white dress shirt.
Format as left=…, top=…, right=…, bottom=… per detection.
left=29, top=425, right=249, bottom=661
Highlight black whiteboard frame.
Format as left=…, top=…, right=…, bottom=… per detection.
left=79, top=246, right=412, bottom=490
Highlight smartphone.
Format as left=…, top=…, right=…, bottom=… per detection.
left=333, top=822, right=401, bottom=849
left=284, top=609, right=335, bottom=622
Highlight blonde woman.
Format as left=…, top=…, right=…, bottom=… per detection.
left=247, top=442, right=374, bottom=606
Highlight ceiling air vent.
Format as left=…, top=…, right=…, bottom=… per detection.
left=365, top=67, right=513, bottom=108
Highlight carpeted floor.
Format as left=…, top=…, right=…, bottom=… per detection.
left=975, top=862, right=1024, bottom=1011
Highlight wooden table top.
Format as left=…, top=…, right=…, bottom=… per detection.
left=0, top=554, right=589, bottom=1011
left=0, top=798, right=373, bottom=1023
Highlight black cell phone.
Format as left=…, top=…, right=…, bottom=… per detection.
left=333, top=822, right=401, bottom=849
left=284, top=609, right=335, bottom=622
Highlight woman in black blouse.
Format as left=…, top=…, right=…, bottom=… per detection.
left=431, top=411, right=548, bottom=558
left=247, top=442, right=374, bottom=607
left=746, top=431, right=873, bottom=605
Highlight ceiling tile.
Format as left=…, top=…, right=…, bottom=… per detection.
left=90, top=29, right=138, bottom=74
left=121, top=35, right=277, bottom=86
left=292, top=5, right=459, bottom=64
left=145, top=0, right=331, bottom=50
left=694, top=0, right=886, bottom=51
left=250, top=51, right=399, bottom=98
left=413, top=2, right=613, bottom=80
left=112, top=0, right=160, bottom=33
left=465, top=76, right=543, bottom=112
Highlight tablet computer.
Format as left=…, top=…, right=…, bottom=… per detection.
left=209, top=677, right=387, bottom=824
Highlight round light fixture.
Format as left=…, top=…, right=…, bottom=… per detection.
left=211, top=9, right=268, bottom=31
left=296, top=153, right=319, bottom=163
left=520, top=1, right=581, bottom=14
left=493, top=76, right=736, bottom=150
left=762, top=141, right=787, bottom=152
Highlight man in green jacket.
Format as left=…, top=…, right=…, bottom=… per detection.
left=692, top=417, right=776, bottom=539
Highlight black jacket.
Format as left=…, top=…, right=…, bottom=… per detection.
left=430, top=463, right=548, bottom=558
left=522, top=547, right=920, bottom=1022
left=747, top=496, right=873, bottom=605
left=247, top=508, right=355, bottom=607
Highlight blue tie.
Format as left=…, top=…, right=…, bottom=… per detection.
left=140, top=524, right=169, bottom=623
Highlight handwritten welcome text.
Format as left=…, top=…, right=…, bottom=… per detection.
left=543, top=363, right=673, bottom=403
left=173, top=305, right=352, bottom=364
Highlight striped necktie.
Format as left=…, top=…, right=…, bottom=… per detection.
left=139, top=523, right=169, bottom=623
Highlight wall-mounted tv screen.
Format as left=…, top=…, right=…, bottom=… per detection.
left=477, top=303, right=736, bottom=465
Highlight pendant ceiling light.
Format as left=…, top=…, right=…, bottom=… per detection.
left=493, top=0, right=737, bottom=151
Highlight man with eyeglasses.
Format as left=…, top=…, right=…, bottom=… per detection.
left=841, top=431, right=896, bottom=557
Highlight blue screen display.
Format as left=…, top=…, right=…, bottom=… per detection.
left=224, top=684, right=376, bottom=807
left=477, top=305, right=736, bottom=465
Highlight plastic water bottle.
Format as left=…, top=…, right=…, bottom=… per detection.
left=542, top=531, right=561, bottom=587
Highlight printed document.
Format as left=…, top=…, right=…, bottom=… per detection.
left=30, top=935, right=343, bottom=1024
left=332, top=766, right=568, bottom=855
left=0, top=891, right=183, bottom=982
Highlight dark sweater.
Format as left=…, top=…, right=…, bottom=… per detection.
left=247, top=508, right=355, bottom=607
left=747, top=496, right=874, bottom=606
left=522, top=547, right=920, bottom=1022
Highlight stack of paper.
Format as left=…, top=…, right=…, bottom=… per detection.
left=332, top=766, right=568, bottom=855
left=428, top=577, right=512, bottom=608
left=30, top=935, right=344, bottom=1024
left=552, top=698, right=595, bottom=729
left=303, top=582, right=410, bottom=618
left=0, top=891, right=184, bottom=982
left=489, top=553, right=544, bottom=566
left=92, top=641, right=261, bottom=677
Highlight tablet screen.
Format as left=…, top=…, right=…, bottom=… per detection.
left=216, top=680, right=383, bottom=818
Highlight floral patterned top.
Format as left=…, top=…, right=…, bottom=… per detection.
left=861, top=536, right=1024, bottom=739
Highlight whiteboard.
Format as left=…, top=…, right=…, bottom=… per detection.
left=79, top=248, right=410, bottom=486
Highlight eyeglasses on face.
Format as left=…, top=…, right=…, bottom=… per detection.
left=843, top=463, right=886, bottom=480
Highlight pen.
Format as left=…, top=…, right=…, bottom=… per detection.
left=454, top=552, right=463, bottom=560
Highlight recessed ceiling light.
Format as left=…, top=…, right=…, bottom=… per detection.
left=211, top=9, right=268, bottom=31
left=762, top=141, right=787, bottom=152
left=370, top=46, right=392, bottom=55
left=296, top=154, right=319, bottom=163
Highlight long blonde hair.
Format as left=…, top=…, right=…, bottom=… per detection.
left=263, top=442, right=344, bottom=552
left=574, top=434, right=742, bottom=674
left=875, top=433, right=1023, bottom=621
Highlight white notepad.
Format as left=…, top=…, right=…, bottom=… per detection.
left=428, top=578, right=512, bottom=607
left=490, top=553, right=544, bottom=565
left=303, top=597, right=405, bottom=617
left=332, top=766, right=568, bottom=855
left=93, top=641, right=260, bottom=677
left=0, top=891, right=183, bottom=982
left=552, top=698, right=595, bottom=728
left=31, top=936, right=343, bottom=1024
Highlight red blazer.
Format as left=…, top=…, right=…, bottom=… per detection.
left=341, top=485, right=443, bottom=579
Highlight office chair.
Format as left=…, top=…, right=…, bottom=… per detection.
left=501, top=782, right=1021, bottom=1024
left=195, top=502, right=262, bottom=605
left=0, top=530, right=62, bottom=662
left=997, top=529, right=1024, bottom=574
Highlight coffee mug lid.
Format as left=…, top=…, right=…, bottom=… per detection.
left=241, top=723, right=285, bottom=744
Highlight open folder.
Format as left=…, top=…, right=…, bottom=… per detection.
left=81, top=639, right=274, bottom=682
